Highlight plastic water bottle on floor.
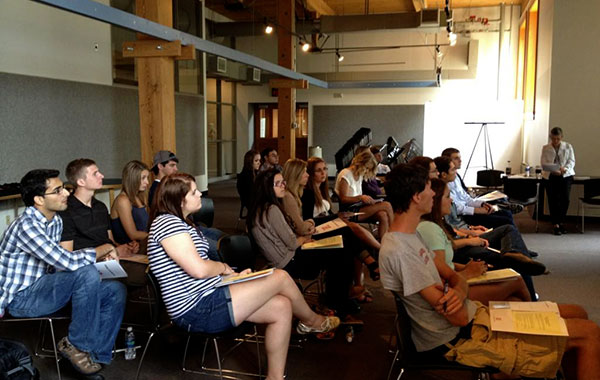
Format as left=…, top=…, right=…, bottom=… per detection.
left=125, top=327, right=136, bottom=360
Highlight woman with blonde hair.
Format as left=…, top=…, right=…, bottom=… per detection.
left=111, top=160, right=150, bottom=245
left=283, top=158, right=378, bottom=302
left=335, top=150, right=394, bottom=238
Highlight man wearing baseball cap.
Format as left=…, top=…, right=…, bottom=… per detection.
left=148, top=150, right=178, bottom=206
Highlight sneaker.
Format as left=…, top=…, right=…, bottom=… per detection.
left=553, top=226, right=562, bottom=236
left=296, top=316, right=341, bottom=335
left=507, top=203, right=525, bottom=214
left=57, top=337, right=102, bottom=375
left=559, top=224, right=568, bottom=234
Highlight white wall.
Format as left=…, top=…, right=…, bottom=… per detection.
left=548, top=0, right=600, bottom=177
left=236, top=5, right=523, bottom=186
left=0, top=0, right=112, bottom=85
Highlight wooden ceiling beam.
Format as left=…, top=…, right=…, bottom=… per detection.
left=305, top=0, right=336, bottom=15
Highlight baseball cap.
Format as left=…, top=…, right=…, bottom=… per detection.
left=152, top=150, right=179, bottom=168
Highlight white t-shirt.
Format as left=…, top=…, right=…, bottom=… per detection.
left=314, top=199, right=331, bottom=217
left=335, top=168, right=363, bottom=197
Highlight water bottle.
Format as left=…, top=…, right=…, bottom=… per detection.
left=345, top=326, right=354, bottom=343
left=505, top=161, right=512, bottom=175
left=125, top=326, right=136, bottom=360
left=525, top=166, right=531, bottom=177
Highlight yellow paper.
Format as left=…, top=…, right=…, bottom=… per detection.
left=467, top=268, right=520, bottom=285
left=301, top=235, right=344, bottom=250
left=511, top=311, right=566, bottom=335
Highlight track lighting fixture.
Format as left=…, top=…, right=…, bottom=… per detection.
left=336, top=49, right=344, bottom=62
left=448, top=32, right=457, bottom=46
left=301, top=41, right=310, bottom=52
left=264, top=24, right=273, bottom=34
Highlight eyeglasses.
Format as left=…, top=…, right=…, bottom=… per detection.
left=273, top=180, right=286, bottom=188
left=44, top=185, right=66, bottom=196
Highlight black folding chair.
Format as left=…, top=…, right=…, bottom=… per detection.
left=135, top=271, right=262, bottom=380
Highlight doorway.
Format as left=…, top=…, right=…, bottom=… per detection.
left=253, top=103, right=308, bottom=160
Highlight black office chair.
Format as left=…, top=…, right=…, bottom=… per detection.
left=135, top=272, right=262, bottom=380
left=578, top=182, right=600, bottom=233
left=192, top=197, right=215, bottom=228
left=387, top=291, right=496, bottom=380
left=217, top=234, right=256, bottom=271
left=503, top=177, right=540, bottom=232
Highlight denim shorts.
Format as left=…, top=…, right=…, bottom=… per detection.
left=173, top=286, right=236, bottom=334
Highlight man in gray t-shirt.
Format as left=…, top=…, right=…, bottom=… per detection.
left=380, top=232, right=476, bottom=351
left=380, top=164, right=476, bottom=352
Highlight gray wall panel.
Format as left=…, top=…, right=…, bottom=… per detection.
left=0, top=72, right=204, bottom=183
left=312, top=105, right=424, bottom=167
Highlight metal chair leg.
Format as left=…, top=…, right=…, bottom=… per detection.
left=386, top=349, right=399, bottom=380
left=213, top=338, right=224, bottom=380
left=135, top=331, right=155, bottom=380
left=48, top=319, right=62, bottom=380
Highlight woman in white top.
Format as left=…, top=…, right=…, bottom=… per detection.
left=335, top=150, right=394, bottom=238
left=540, top=127, right=576, bottom=235
left=148, top=173, right=339, bottom=380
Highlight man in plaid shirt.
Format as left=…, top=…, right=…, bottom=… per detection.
left=0, top=169, right=126, bottom=378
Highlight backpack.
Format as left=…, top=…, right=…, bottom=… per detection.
left=0, top=338, right=39, bottom=380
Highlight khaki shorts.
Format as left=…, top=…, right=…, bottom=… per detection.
left=445, top=302, right=567, bottom=378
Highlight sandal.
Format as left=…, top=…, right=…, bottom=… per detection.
left=296, top=316, right=341, bottom=335
left=367, top=261, right=380, bottom=281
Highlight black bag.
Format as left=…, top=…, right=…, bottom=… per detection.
left=0, top=339, right=38, bottom=380
left=476, top=169, right=503, bottom=187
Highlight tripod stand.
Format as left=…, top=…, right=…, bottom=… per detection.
left=463, top=121, right=504, bottom=179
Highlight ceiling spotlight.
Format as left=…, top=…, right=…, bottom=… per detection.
left=448, top=32, right=457, bottom=46
left=435, top=45, right=443, bottom=58
left=264, top=24, right=273, bottom=34
left=336, top=49, right=344, bottom=62
left=301, top=41, right=310, bottom=52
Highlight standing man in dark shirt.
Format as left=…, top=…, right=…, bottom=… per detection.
left=148, top=150, right=178, bottom=206
left=59, top=159, right=138, bottom=256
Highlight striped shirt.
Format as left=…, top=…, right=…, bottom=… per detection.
left=0, top=207, right=96, bottom=316
left=148, top=214, right=221, bottom=319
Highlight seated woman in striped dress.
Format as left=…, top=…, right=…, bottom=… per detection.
left=147, top=173, right=339, bottom=380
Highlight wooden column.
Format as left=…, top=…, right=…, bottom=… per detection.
left=277, top=0, right=296, bottom=162
left=135, top=0, right=176, bottom=167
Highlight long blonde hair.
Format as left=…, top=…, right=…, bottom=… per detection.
left=307, top=157, right=331, bottom=210
left=350, top=150, right=378, bottom=180
left=121, top=160, right=149, bottom=207
left=282, top=158, right=307, bottom=209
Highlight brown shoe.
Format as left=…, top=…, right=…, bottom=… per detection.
left=502, top=252, right=548, bottom=276
left=57, top=337, right=102, bottom=375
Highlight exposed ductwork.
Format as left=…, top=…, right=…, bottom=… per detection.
left=208, top=9, right=451, bottom=37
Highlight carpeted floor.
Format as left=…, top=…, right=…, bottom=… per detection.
left=2, top=179, right=599, bottom=379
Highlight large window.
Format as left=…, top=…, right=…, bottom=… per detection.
left=207, top=79, right=236, bottom=178
left=516, top=0, right=539, bottom=119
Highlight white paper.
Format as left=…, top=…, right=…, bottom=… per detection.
left=94, top=260, right=128, bottom=279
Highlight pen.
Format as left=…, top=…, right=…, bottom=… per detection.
left=443, top=282, right=449, bottom=313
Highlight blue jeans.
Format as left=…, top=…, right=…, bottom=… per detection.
left=196, top=226, right=226, bottom=262
left=7, top=265, right=127, bottom=364
left=173, top=286, right=235, bottom=334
